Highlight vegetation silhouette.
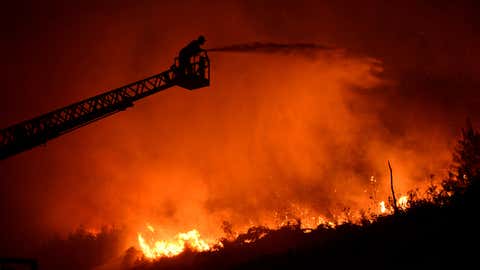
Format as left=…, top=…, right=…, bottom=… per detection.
left=36, top=226, right=125, bottom=270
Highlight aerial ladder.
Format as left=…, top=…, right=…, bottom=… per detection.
left=0, top=52, right=210, bottom=160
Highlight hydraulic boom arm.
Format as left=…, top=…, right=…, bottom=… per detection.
left=0, top=52, right=210, bottom=160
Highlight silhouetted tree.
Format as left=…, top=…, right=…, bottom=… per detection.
left=453, top=118, right=480, bottom=182
left=435, top=118, right=480, bottom=209
left=387, top=160, right=399, bottom=214
left=441, top=119, right=480, bottom=197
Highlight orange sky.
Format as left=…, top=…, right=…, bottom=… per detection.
left=1, top=0, right=479, bottom=256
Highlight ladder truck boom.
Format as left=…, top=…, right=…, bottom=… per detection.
left=0, top=52, right=210, bottom=160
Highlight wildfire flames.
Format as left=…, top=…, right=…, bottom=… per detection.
left=379, top=195, right=409, bottom=214
left=137, top=225, right=215, bottom=259
left=137, top=196, right=411, bottom=259
left=379, top=201, right=387, bottom=214
left=398, top=196, right=409, bottom=209
left=136, top=194, right=412, bottom=259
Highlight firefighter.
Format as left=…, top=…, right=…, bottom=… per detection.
left=178, top=35, right=206, bottom=75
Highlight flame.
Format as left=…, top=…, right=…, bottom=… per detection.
left=397, top=195, right=409, bottom=210
left=379, top=201, right=387, bottom=214
left=138, top=196, right=413, bottom=259
left=272, top=203, right=339, bottom=229
left=379, top=195, right=409, bottom=214
left=137, top=226, right=213, bottom=259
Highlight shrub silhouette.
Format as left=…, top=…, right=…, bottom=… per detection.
left=37, top=226, right=125, bottom=270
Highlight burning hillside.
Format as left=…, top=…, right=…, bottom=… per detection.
left=132, top=193, right=413, bottom=260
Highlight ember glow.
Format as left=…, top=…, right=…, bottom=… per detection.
left=137, top=226, right=214, bottom=259
left=378, top=195, right=410, bottom=214
left=379, top=201, right=387, bottom=214
left=397, top=195, right=409, bottom=210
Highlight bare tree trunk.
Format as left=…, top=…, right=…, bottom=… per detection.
left=388, top=160, right=399, bottom=214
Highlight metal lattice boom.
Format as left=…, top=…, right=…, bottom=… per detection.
left=0, top=52, right=210, bottom=160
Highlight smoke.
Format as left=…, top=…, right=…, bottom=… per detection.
left=207, top=42, right=336, bottom=55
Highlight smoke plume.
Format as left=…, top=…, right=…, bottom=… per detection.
left=207, top=42, right=336, bottom=55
